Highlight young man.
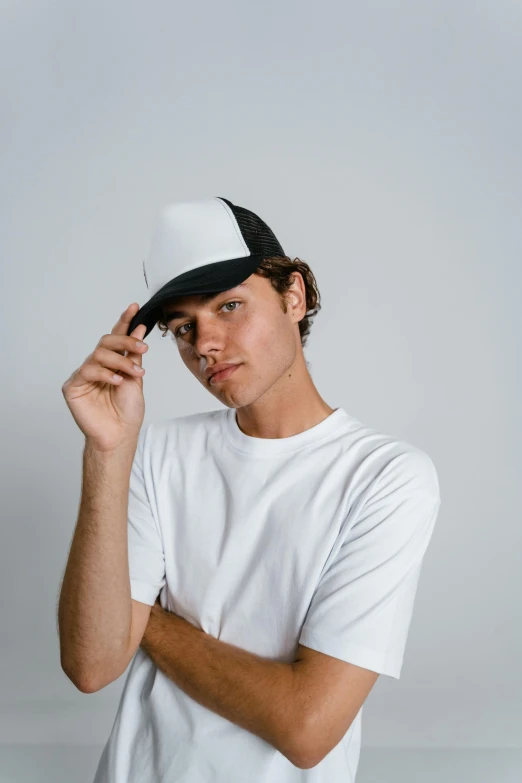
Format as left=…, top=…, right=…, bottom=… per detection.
left=61, top=197, right=441, bottom=782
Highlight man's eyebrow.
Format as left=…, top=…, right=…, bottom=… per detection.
left=162, top=281, right=249, bottom=321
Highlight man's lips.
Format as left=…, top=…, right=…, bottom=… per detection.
left=208, top=364, right=241, bottom=384
left=204, top=362, right=238, bottom=379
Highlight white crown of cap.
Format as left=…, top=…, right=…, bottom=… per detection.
left=143, top=197, right=251, bottom=297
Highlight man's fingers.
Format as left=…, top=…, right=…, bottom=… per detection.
left=127, top=323, right=148, bottom=363
left=112, top=303, right=141, bottom=336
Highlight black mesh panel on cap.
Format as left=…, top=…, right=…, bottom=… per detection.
left=217, top=198, right=285, bottom=258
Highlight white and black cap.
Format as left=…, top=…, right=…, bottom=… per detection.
left=127, top=196, right=286, bottom=338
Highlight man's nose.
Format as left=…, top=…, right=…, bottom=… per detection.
left=192, top=318, right=228, bottom=354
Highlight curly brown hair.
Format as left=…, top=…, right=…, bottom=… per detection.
left=156, top=256, right=322, bottom=349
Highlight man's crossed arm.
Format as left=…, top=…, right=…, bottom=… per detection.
left=88, top=598, right=379, bottom=770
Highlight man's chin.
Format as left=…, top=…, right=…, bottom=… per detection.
left=209, top=382, right=256, bottom=409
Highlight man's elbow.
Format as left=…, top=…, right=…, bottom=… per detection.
left=275, top=708, right=322, bottom=769
left=289, top=718, right=358, bottom=769
left=288, top=734, right=324, bottom=770
left=61, top=660, right=118, bottom=694
left=281, top=731, right=323, bottom=770
left=283, top=705, right=338, bottom=769
left=76, top=677, right=101, bottom=694
left=61, top=662, right=94, bottom=693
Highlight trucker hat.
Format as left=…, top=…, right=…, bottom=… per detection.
left=127, top=196, right=286, bottom=338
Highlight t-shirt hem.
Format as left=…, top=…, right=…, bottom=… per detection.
left=130, top=579, right=160, bottom=606
left=298, top=626, right=402, bottom=679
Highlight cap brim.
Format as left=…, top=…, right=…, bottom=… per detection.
left=127, top=254, right=267, bottom=338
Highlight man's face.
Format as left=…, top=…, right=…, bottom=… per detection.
left=160, top=272, right=305, bottom=408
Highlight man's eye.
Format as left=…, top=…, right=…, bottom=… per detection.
left=174, top=301, right=241, bottom=338
left=175, top=324, right=191, bottom=338
left=223, top=301, right=241, bottom=312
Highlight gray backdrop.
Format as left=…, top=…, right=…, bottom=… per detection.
left=1, top=0, right=520, bottom=780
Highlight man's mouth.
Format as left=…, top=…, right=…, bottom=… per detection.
left=209, top=364, right=241, bottom=384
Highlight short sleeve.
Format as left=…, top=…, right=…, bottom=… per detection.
left=298, top=450, right=441, bottom=679
left=127, top=424, right=166, bottom=606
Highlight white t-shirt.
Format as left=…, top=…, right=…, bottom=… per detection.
left=93, top=406, right=441, bottom=783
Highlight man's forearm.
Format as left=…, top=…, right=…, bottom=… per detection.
left=140, top=605, right=302, bottom=764
left=58, top=440, right=137, bottom=689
